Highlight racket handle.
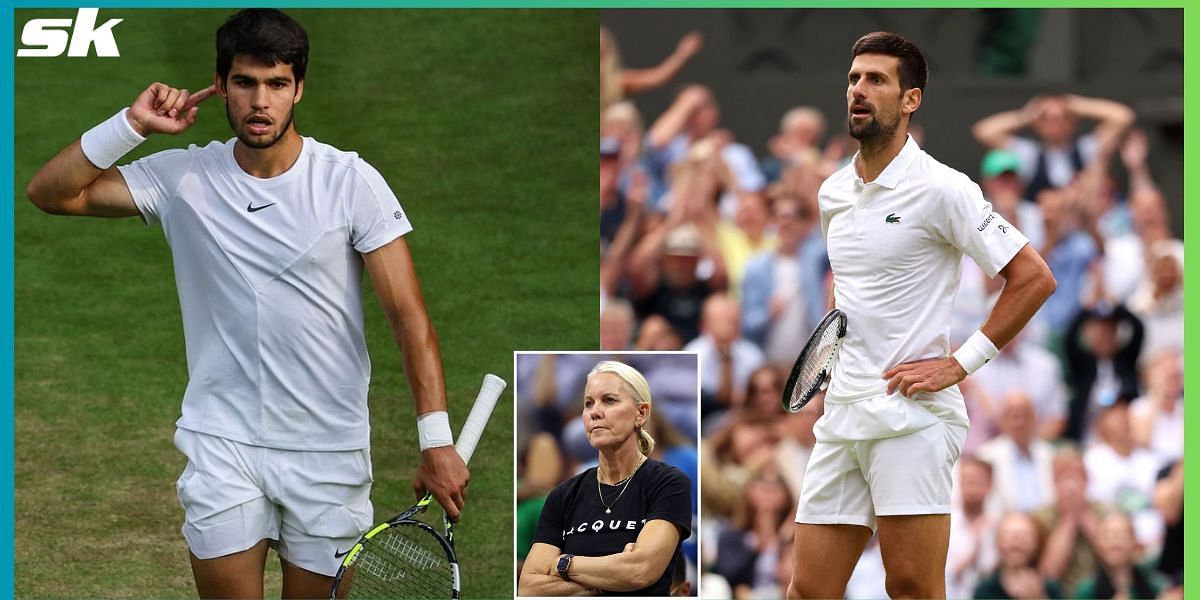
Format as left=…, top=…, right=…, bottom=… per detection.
left=455, top=374, right=506, bottom=465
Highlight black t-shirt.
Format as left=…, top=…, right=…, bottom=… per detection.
left=634, top=280, right=711, bottom=342
left=532, top=458, right=692, bottom=596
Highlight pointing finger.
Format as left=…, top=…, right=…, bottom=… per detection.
left=184, top=84, right=218, bottom=110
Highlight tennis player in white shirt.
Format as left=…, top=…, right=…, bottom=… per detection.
left=786, top=32, right=1056, bottom=599
left=26, top=9, right=468, bottom=598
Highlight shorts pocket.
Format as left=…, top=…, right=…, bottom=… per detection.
left=307, top=504, right=373, bottom=539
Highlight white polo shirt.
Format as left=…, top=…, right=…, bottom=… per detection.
left=119, top=137, right=412, bottom=450
left=816, top=136, right=1028, bottom=441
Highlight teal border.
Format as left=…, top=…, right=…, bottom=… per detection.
left=5, top=4, right=1192, bottom=599
left=2, top=4, right=11, bottom=598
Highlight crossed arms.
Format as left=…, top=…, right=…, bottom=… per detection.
left=518, top=520, right=681, bottom=596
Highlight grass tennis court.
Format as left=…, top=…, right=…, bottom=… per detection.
left=14, top=9, right=596, bottom=598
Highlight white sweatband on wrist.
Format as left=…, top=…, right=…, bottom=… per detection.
left=953, top=330, right=999, bottom=375
left=80, top=108, right=146, bottom=169
left=417, top=411, right=453, bottom=451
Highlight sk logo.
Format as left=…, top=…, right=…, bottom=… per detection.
left=885, top=213, right=901, bottom=224
left=18, top=9, right=123, bottom=57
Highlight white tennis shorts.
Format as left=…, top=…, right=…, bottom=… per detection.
left=173, top=428, right=374, bottom=577
left=794, top=415, right=967, bottom=532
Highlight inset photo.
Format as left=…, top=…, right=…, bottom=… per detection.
left=515, top=352, right=699, bottom=597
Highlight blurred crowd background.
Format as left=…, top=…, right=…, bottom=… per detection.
left=597, top=9, right=1182, bottom=600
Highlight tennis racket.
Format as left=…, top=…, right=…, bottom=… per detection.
left=330, top=373, right=507, bottom=599
left=782, top=309, right=847, bottom=413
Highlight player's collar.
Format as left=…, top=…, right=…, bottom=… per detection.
left=866, top=134, right=920, bottom=190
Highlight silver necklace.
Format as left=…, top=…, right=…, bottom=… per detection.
left=597, top=455, right=646, bottom=514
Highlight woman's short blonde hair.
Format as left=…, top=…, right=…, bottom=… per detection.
left=587, top=360, right=655, bottom=455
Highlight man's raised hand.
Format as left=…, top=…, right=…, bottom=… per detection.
left=127, top=83, right=217, bottom=137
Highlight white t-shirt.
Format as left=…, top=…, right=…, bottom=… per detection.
left=119, top=137, right=412, bottom=450
left=816, top=136, right=1029, bottom=441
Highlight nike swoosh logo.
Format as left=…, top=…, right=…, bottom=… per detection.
left=334, top=547, right=351, bottom=558
left=247, top=202, right=276, bottom=213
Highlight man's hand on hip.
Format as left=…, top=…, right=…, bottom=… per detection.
left=883, top=357, right=967, bottom=398
left=414, top=445, right=470, bottom=521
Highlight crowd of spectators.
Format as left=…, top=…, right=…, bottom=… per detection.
left=599, top=24, right=1183, bottom=600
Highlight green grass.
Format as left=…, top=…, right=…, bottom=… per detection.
left=14, top=9, right=597, bottom=598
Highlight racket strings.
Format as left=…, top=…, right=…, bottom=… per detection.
left=346, top=525, right=455, bottom=599
left=792, top=323, right=843, bottom=405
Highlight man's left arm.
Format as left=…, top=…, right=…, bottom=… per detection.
left=885, top=244, right=1056, bottom=397
left=363, top=237, right=470, bottom=520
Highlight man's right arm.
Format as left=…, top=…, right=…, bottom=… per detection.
left=27, top=142, right=140, bottom=217
left=26, top=82, right=216, bottom=217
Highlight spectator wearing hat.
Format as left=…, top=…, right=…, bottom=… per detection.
left=628, top=218, right=726, bottom=343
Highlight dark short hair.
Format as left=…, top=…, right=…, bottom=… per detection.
left=216, top=9, right=309, bottom=83
left=851, top=31, right=928, bottom=92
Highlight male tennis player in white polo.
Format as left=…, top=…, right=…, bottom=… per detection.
left=26, top=9, right=468, bottom=598
left=786, top=32, right=1056, bottom=599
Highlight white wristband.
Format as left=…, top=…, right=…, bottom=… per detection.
left=952, top=330, right=999, bottom=376
left=417, top=411, right=453, bottom=451
left=80, top=108, right=146, bottom=169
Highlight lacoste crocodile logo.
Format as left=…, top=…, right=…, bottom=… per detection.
left=885, top=213, right=901, bottom=224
